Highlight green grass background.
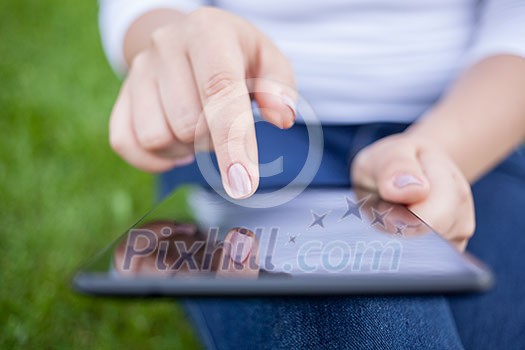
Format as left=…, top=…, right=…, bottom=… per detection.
left=0, top=0, right=200, bottom=348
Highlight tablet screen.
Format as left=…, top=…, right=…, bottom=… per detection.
left=74, top=186, right=492, bottom=296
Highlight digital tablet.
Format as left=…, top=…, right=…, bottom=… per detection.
left=73, top=186, right=493, bottom=297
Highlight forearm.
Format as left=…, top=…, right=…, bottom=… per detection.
left=407, top=55, right=525, bottom=183
left=123, top=9, right=184, bottom=66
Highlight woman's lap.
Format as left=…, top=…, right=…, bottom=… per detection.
left=184, top=296, right=462, bottom=350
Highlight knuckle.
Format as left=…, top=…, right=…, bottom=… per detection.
left=457, top=180, right=473, bottom=205
left=201, top=71, right=240, bottom=101
left=451, top=169, right=473, bottom=206
left=463, top=219, right=476, bottom=238
left=150, top=24, right=182, bottom=57
left=173, top=122, right=197, bottom=144
left=130, top=51, right=151, bottom=73
left=165, top=109, right=200, bottom=144
left=109, top=121, right=128, bottom=151
left=109, top=133, right=128, bottom=155
left=172, top=104, right=198, bottom=122
left=402, top=137, right=421, bottom=150
left=150, top=27, right=169, bottom=50
left=463, top=205, right=476, bottom=238
left=187, top=7, right=221, bottom=26
left=137, top=130, right=173, bottom=151
left=351, top=148, right=374, bottom=184
left=353, top=146, right=373, bottom=170
left=353, top=148, right=368, bottom=168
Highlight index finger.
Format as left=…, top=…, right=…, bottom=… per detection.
left=189, top=36, right=258, bottom=199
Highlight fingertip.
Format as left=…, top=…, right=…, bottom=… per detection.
left=281, top=94, right=297, bottom=125
left=255, top=93, right=296, bottom=130
left=259, top=109, right=288, bottom=129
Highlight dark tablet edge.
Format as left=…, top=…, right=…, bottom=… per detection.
left=72, top=269, right=494, bottom=298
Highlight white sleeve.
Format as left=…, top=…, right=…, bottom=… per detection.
left=99, top=0, right=209, bottom=76
left=466, top=0, right=525, bottom=66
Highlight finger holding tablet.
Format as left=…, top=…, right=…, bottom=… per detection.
left=351, top=134, right=475, bottom=251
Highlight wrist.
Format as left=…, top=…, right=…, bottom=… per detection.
left=405, top=111, right=462, bottom=155
left=403, top=125, right=448, bottom=153
left=404, top=115, right=478, bottom=183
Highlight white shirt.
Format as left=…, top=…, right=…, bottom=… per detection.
left=99, top=0, right=525, bottom=124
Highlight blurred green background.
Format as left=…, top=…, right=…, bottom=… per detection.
left=0, top=0, right=200, bottom=348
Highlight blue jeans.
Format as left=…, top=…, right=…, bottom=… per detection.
left=160, top=123, right=525, bottom=349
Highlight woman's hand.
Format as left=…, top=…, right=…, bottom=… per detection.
left=109, top=7, right=296, bottom=199
left=351, top=134, right=475, bottom=251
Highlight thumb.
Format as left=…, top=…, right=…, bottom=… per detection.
left=249, top=38, right=297, bottom=129
left=353, top=148, right=430, bottom=204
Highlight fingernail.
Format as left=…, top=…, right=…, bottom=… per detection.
left=230, top=230, right=254, bottom=264
left=173, top=155, right=195, bottom=167
left=281, top=95, right=296, bottom=125
left=227, top=163, right=252, bottom=199
left=394, top=174, right=423, bottom=188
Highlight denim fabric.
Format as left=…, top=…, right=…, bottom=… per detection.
left=449, top=146, right=525, bottom=349
left=184, top=296, right=462, bottom=350
left=159, top=123, right=525, bottom=349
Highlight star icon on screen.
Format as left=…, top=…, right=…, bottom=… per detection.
left=286, top=233, right=300, bottom=245
left=370, top=207, right=392, bottom=228
left=394, top=224, right=405, bottom=236
left=310, top=211, right=329, bottom=228
left=340, top=196, right=368, bottom=221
